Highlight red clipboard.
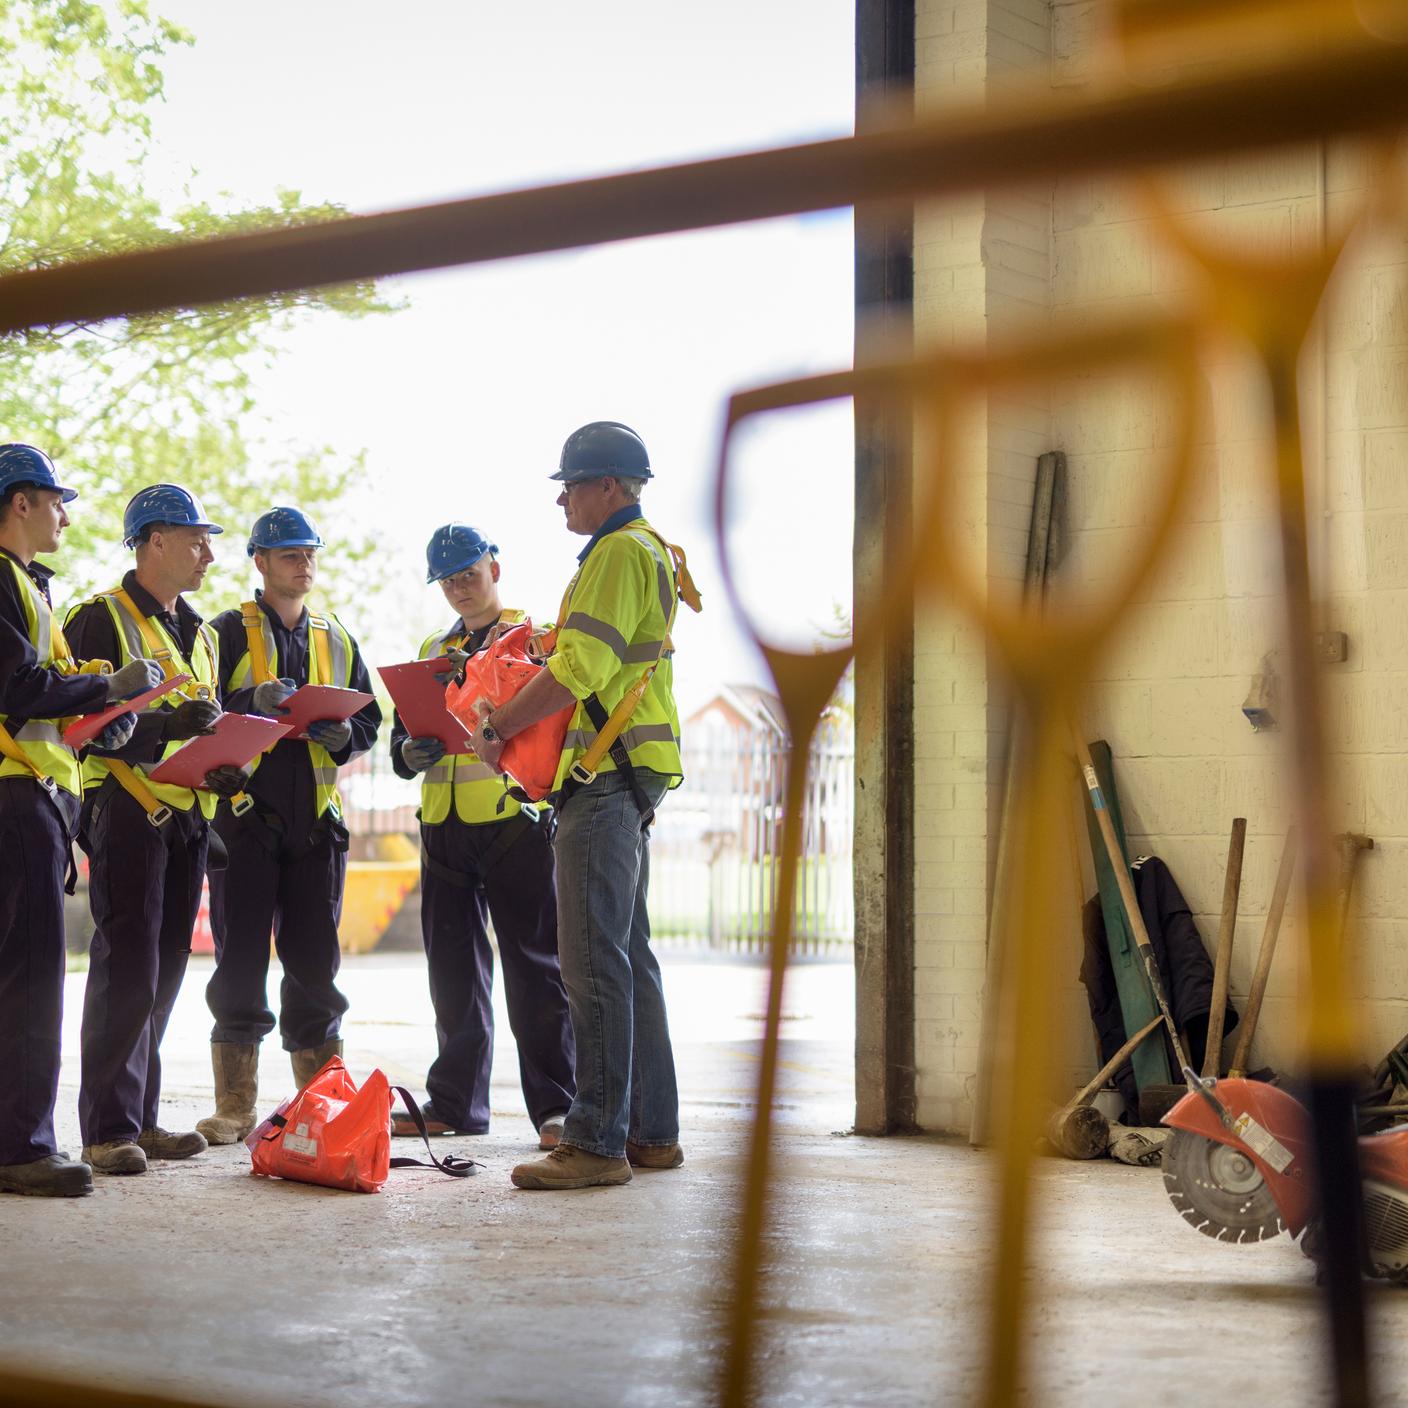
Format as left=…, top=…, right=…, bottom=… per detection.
left=275, top=684, right=376, bottom=741
left=147, top=713, right=293, bottom=789
left=377, top=658, right=474, bottom=754
left=62, top=673, right=193, bottom=750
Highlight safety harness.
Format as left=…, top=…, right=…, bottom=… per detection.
left=103, top=588, right=215, bottom=829
left=233, top=600, right=347, bottom=843
left=552, top=525, right=701, bottom=827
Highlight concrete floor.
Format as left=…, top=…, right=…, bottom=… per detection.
left=3, top=952, right=1408, bottom=1408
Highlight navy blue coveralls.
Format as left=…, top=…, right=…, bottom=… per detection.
left=389, top=617, right=574, bottom=1132
left=206, top=594, right=381, bottom=1051
left=65, top=572, right=212, bottom=1147
left=0, top=550, right=109, bottom=1165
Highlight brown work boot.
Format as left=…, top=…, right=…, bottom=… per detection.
left=82, top=1139, right=148, bottom=1175
left=196, top=1042, right=260, bottom=1145
left=626, top=1140, right=684, bottom=1170
left=137, top=1126, right=207, bottom=1160
left=511, top=1145, right=632, bottom=1190
left=291, top=1037, right=343, bottom=1090
left=0, top=1153, right=93, bottom=1197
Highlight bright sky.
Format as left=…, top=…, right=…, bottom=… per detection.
left=149, top=1, right=857, bottom=713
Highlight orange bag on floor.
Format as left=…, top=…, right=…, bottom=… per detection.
left=247, top=1058, right=476, bottom=1194
left=444, top=619, right=573, bottom=801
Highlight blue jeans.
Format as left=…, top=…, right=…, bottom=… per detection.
left=554, top=769, right=678, bottom=1159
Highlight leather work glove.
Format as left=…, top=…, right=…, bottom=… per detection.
left=202, top=765, right=249, bottom=799
left=400, top=736, right=446, bottom=773
left=91, top=712, right=138, bottom=753
left=163, top=698, right=221, bottom=741
left=252, top=677, right=296, bottom=716
left=306, top=718, right=352, bottom=751
left=104, top=658, right=164, bottom=702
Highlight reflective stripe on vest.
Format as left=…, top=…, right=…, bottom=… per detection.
left=415, top=611, right=525, bottom=827
left=228, top=604, right=355, bottom=820
left=550, top=520, right=683, bottom=791
left=0, top=557, right=82, bottom=796
left=77, top=590, right=219, bottom=818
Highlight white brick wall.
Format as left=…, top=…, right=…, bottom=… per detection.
left=911, top=2, right=1408, bottom=1132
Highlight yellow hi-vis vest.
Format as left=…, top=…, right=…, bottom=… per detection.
left=545, top=518, right=685, bottom=792
left=415, top=609, right=526, bottom=827
left=227, top=601, right=355, bottom=821
left=75, top=588, right=220, bottom=820
left=0, top=556, right=100, bottom=798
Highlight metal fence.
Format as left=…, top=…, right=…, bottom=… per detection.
left=340, top=715, right=856, bottom=953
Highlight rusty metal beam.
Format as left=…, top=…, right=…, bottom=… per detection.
left=0, top=37, right=1407, bottom=332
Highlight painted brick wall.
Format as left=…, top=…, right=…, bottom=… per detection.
left=912, top=0, right=1052, bottom=1132
left=911, top=1, right=1408, bottom=1133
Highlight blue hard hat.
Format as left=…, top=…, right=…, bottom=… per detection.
left=426, top=523, right=498, bottom=584
left=550, top=421, right=653, bottom=482
left=0, top=443, right=77, bottom=503
left=122, top=483, right=224, bottom=548
left=247, top=506, right=324, bottom=557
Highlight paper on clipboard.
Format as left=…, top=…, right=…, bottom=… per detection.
left=147, top=713, right=293, bottom=789
left=275, top=684, right=376, bottom=741
left=62, top=673, right=193, bottom=750
left=377, top=658, right=474, bottom=754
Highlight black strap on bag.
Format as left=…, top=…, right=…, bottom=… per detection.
left=388, top=1088, right=479, bottom=1177
left=420, top=810, right=535, bottom=889
left=555, top=692, right=656, bottom=828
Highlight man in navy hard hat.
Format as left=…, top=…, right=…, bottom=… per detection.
left=388, top=523, right=574, bottom=1145
left=467, top=422, right=701, bottom=1190
left=0, top=446, right=167, bottom=1196
left=65, top=483, right=232, bottom=1176
left=195, top=506, right=382, bottom=1145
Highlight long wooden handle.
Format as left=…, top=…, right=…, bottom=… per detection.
left=1227, top=827, right=1296, bottom=1079
left=1065, top=1014, right=1164, bottom=1112
left=1203, top=817, right=1247, bottom=1078
left=1072, top=732, right=1191, bottom=1071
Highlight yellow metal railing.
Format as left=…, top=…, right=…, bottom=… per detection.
left=4, top=6, right=1408, bottom=1406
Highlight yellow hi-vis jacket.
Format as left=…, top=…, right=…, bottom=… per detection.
left=546, top=517, right=682, bottom=792
left=415, top=610, right=527, bottom=826
left=0, top=555, right=93, bottom=797
left=74, top=588, right=220, bottom=820
left=227, top=602, right=355, bottom=820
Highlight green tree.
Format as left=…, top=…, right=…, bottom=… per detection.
left=0, top=0, right=395, bottom=609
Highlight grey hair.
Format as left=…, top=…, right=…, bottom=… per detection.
left=616, top=476, right=647, bottom=503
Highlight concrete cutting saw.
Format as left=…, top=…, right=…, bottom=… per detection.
left=1161, top=1072, right=1408, bottom=1281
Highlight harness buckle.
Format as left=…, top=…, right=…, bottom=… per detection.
left=36, top=775, right=57, bottom=795
left=146, top=805, right=173, bottom=829
left=568, top=761, right=597, bottom=786
left=230, top=793, right=254, bottom=818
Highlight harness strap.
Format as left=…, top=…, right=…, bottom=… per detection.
left=111, top=588, right=211, bottom=700
left=241, top=601, right=274, bottom=685
left=308, top=613, right=333, bottom=684
left=105, top=759, right=173, bottom=828
left=420, top=812, right=535, bottom=888
left=388, top=1088, right=479, bottom=1177
left=0, top=719, right=56, bottom=793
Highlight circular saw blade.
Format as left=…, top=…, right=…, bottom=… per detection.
left=1163, top=1128, right=1286, bottom=1244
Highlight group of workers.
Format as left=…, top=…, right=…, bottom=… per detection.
left=0, top=420, right=694, bottom=1196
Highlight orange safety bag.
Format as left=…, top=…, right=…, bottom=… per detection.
left=444, top=619, right=573, bottom=801
left=247, top=1057, right=476, bottom=1193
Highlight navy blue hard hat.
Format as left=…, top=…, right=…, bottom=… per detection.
left=426, top=523, right=498, bottom=585
left=122, top=484, right=224, bottom=548
left=0, top=443, right=77, bottom=503
left=551, top=421, right=653, bottom=483
left=247, top=506, right=324, bottom=557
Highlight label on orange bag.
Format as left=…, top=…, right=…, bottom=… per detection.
left=282, top=1121, right=320, bottom=1160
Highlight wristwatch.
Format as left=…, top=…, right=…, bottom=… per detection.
left=479, top=721, right=500, bottom=744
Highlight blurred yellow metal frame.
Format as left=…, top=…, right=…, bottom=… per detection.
left=4, top=14, right=1408, bottom=1408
